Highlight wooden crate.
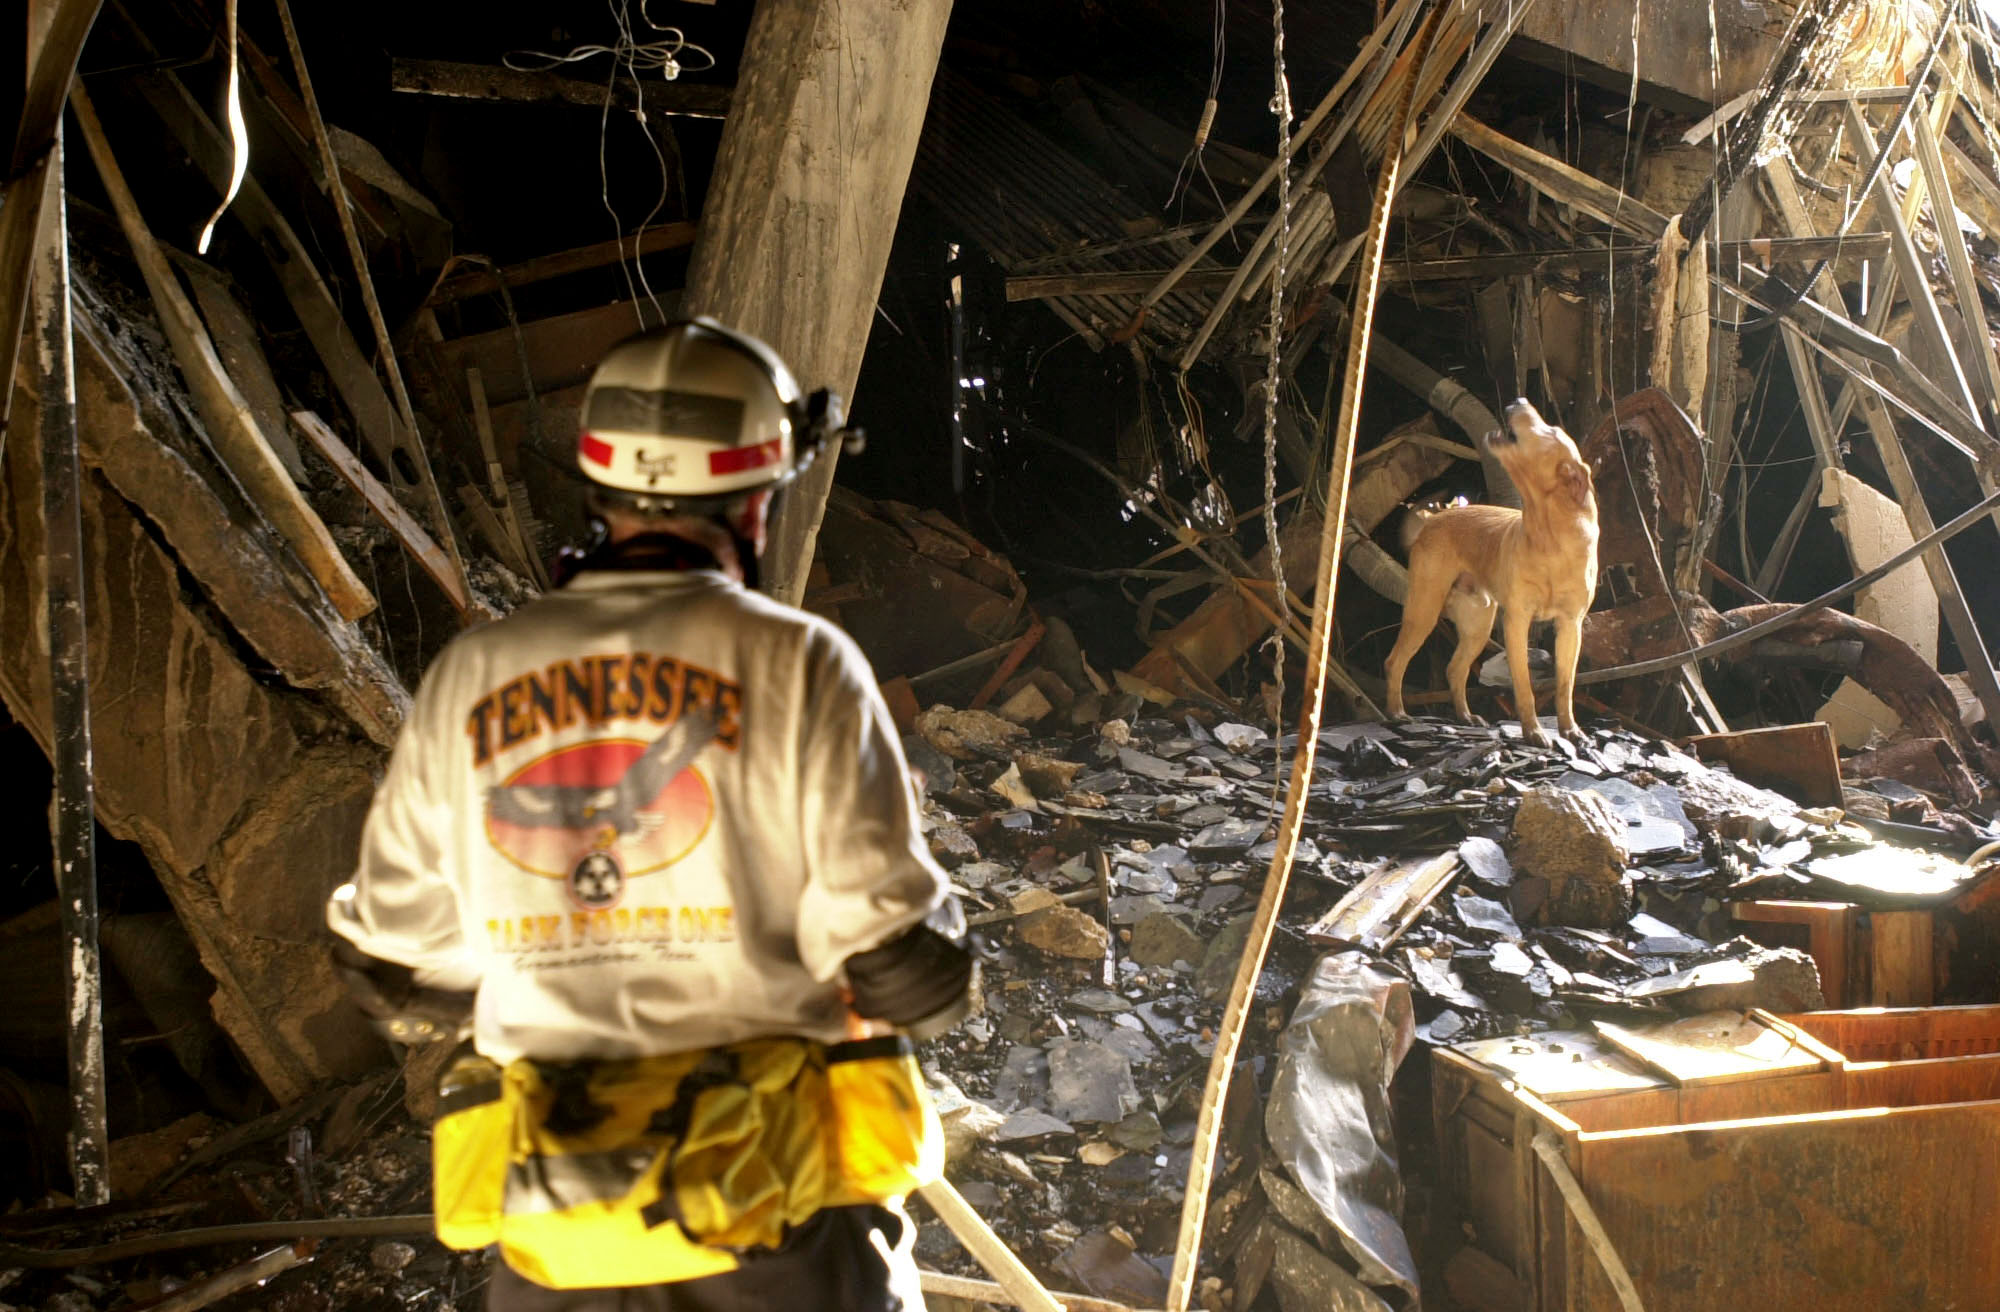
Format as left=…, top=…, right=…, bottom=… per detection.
left=1433, top=1017, right=2000, bottom=1312
left=1783, top=1003, right=2000, bottom=1061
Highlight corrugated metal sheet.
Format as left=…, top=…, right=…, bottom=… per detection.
left=913, top=67, right=1237, bottom=359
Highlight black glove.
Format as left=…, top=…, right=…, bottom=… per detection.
left=844, top=912, right=975, bottom=1041
left=332, top=938, right=474, bottom=1045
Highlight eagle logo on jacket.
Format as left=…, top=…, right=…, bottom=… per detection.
left=483, top=708, right=719, bottom=907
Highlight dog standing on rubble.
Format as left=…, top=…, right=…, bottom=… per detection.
left=1384, top=398, right=1600, bottom=745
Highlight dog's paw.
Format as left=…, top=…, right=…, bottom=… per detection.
left=1460, top=712, right=1490, bottom=728
left=1519, top=725, right=1550, bottom=748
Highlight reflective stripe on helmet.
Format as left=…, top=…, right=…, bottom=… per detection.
left=708, top=439, right=784, bottom=476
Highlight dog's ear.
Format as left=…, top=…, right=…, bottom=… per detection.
left=1557, top=457, right=1594, bottom=504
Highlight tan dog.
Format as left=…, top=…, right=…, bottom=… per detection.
left=1383, top=399, right=1599, bottom=745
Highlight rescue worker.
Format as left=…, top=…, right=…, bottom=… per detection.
left=327, top=318, right=973, bottom=1311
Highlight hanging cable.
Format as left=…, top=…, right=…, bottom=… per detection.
left=194, top=0, right=246, bottom=255
left=505, top=0, right=715, bottom=329
left=1260, top=0, right=1296, bottom=740
left=1168, top=0, right=1230, bottom=221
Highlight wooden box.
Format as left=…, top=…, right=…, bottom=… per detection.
left=1783, top=1003, right=2000, bottom=1061
left=1433, top=1013, right=2000, bottom=1311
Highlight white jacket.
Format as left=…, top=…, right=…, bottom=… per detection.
left=328, top=569, right=948, bottom=1065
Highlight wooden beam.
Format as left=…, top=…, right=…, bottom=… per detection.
left=430, top=224, right=700, bottom=304
left=1448, top=115, right=1670, bottom=240
left=274, top=0, right=472, bottom=610
left=0, top=0, right=103, bottom=450
left=175, top=257, right=307, bottom=480
left=53, top=314, right=409, bottom=746
left=29, top=115, right=111, bottom=1209
left=293, top=410, right=475, bottom=617
left=682, top=0, right=952, bottom=606
left=71, top=85, right=379, bottom=623
left=434, top=297, right=666, bottom=408
left=388, top=57, right=731, bottom=119
left=125, top=67, right=418, bottom=490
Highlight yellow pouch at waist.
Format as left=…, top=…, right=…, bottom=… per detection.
left=429, top=1034, right=940, bottom=1289
left=823, top=1036, right=943, bottom=1206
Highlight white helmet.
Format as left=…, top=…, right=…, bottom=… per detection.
left=576, top=317, right=856, bottom=509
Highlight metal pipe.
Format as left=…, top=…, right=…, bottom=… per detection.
left=33, top=123, right=110, bottom=1209
left=150, top=1243, right=315, bottom=1312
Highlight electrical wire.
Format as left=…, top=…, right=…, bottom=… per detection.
left=505, top=1, right=715, bottom=329
left=1167, top=0, right=1229, bottom=222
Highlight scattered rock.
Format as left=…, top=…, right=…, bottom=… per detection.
left=916, top=705, right=1027, bottom=760
left=1511, top=787, right=1628, bottom=882
left=901, top=733, right=957, bottom=795
left=1512, top=787, right=1631, bottom=928
left=1108, top=1109, right=1164, bottom=1152
left=1199, top=914, right=1255, bottom=1000
left=1624, top=943, right=1825, bottom=1013
left=1100, top=718, right=1133, bottom=746
left=370, top=1242, right=417, bottom=1274
left=995, top=1108, right=1074, bottom=1141
left=998, top=682, right=1055, bottom=726
left=988, top=762, right=1040, bottom=811
left=1129, top=912, right=1205, bottom=968
left=1047, top=1038, right=1142, bottom=1123
left=1056, top=1230, right=1169, bottom=1305
left=1018, top=906, right=1112, bottom=959
left=1015, top=752, right=1085, bottom=798
left=928, top=823, right=980, bottom=868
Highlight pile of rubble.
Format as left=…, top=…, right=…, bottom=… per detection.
left=1, top=701, right=1991, bottom=1312
left=902, top=702, right=1995, bottom=1309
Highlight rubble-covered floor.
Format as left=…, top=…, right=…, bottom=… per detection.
left=8, top=706, right=1993, bottom=1312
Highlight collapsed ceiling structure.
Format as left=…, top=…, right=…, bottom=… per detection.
left=7, top=0, right=2000, bottom=1309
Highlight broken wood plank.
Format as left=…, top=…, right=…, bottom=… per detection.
left=0, top=0, right=104, bottom=448
left=436, top=298, right=666, bottom=407
left=55, top=309, right=409, bottom=745
left=1447, top=115, right=1670, bottom=240
left=431, top=224, right=700, bottom=304
left=456, top=483, right=534, bottom=578
left=125, top=65, right=419, bottom=492
left=293, top=410, right=473, bottom=616
left=1308, top=852, right=1462, bottom=951
left=917, top=1180, right=1064, bottom=1312
left=30, top=116, right=111, bottom=1210
left=71, top=85, right=377, bottom=623
left=389, top=57, right=731, bottom=119
left=466, top=368, right=549, bottom=587
left=175, top=258, right=306, bottom=480
left=1689, top=722, right=1844, bottom=808
left=274, top=0, right=472, bottom=607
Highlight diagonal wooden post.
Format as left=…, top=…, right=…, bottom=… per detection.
left=680, top=0, right=953, bottom=606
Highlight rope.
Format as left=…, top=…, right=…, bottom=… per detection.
left=1161, top=9, right=1447, bottom=1309
left=1261, top=0, right=1296, bottom=755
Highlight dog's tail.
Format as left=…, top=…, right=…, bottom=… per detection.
left=1398, top=504, right=1437, bottom=555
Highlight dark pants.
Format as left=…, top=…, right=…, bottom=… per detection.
left=485, top=1205, right=922, bottom=1312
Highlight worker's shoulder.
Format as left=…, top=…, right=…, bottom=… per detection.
left=717, top=588, right=872, bottom=666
